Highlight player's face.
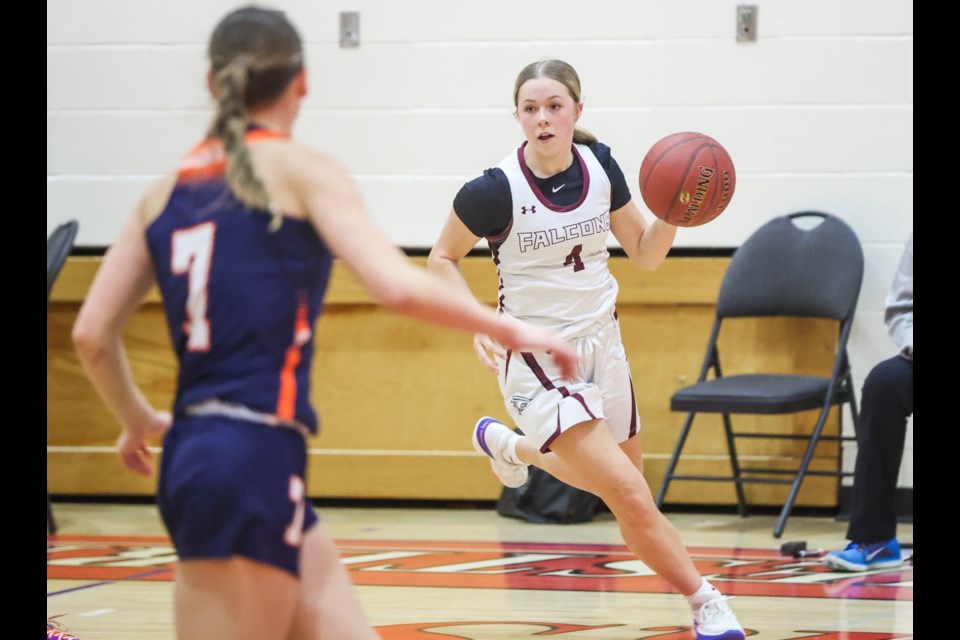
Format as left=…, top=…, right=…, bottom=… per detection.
left=515, top=77, right=582, bottom=155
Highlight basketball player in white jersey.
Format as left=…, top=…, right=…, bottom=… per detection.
left=427, top=59, right=746, bottom=640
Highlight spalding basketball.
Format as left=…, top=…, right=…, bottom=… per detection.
left=638, top=132, right=736, bottom=227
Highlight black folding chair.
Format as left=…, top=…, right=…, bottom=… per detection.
left=654, top=212, right=863, bottom=538
left=47, top=220, right=79, bottom=534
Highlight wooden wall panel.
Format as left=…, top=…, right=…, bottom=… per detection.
left=47, top=255, right=842, bottom=508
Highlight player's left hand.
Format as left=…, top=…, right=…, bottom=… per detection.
left=473, top=333, right=506, bottom=374
left=116, top=410, right=172, bottom=476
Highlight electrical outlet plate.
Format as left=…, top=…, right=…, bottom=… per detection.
left=736, top=5, right=757, bottom=42
left=340, top=11, right=360, bottom=48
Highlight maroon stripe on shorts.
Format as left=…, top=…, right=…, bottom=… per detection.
left=541, top=417, right=562, bottom=453
left=521, top=352, right=556, bottom=390
left=521, top=351, right=597, bottom=424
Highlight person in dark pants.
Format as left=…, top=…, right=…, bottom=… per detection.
left=826, top=232, right=913, bottom=572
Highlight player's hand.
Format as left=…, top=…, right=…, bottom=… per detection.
left=116, top=410, right=172, bottom=476
left=473, top=333, right=506, bottom=374
left=498, top=320, right=579, bottom=381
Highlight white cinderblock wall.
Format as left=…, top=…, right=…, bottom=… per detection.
left=47, top=0, right=913, bottom=489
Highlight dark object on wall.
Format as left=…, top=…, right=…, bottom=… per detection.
left=655, top=211, right=864, bottom=539
left=496, top=429, right=603, bottom=524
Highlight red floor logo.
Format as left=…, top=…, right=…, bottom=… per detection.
left=48, top=536, right=912, bottom=602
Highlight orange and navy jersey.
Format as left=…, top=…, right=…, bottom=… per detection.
left=145, top=130, right=332, bottom=433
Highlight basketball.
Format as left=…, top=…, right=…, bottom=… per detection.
left=638, top=132, right=736, bottom=227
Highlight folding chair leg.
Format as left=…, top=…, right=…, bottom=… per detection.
left=774, top=406, right=834, bottom=538
left=47, top=493, right=57, bottom=535
left=721, top=414, right=749, bottom=517
left=655, top=412, right=697, bottom=508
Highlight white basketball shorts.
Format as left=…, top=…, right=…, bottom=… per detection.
left=497, top=309, right=640, bottom=453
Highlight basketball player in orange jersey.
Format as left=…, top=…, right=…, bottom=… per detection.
left=70, top=10, right=578, bottom=640
left=427, top=59, right=746, bottom=639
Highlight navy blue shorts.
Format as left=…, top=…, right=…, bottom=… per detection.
left=157, top=415, right=319, bottom=577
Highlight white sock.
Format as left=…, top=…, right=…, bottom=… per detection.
left=504, top=431, right=524, bottom=465
left=686, top=578, right=721, bottom=611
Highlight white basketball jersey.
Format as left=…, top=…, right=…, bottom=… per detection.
left=492, top=143, right=619, bottom=339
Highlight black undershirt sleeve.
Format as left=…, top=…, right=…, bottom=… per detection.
left=452, top=169, right=513, bottom=238
left=590, top=142, right=633, bottom=212
left=451, top=142, right=634, bottom=238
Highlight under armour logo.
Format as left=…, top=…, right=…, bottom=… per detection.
left=521, top=205, right=537, bottom=215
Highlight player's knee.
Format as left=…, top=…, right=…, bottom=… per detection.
left=862, top=358, right=909, bottom=406
left=602, top=478, right=655, bottom=519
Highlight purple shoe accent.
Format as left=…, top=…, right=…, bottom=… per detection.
left=695, top=630, right=746, bottom=640
left=692, top=596, right=745, bottom=640
left=475, top=417, right=497, bottom=459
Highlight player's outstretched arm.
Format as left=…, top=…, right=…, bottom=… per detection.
left=294, top=148, right=579, bottom=379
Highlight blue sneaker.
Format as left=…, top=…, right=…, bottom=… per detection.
left=693, top=596, right=745, bottom=640
left=824, top=538, right=903, bottom=572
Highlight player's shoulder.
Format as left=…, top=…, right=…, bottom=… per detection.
left=138, top=172, right=179, bottom=226
left=469, top=166, right=508, bottom=186
left=259, top=137, right=326, bottom=165
left=264, top=140, right=352, bottom=185
left=460, top=167, right=509, bottom=200
left=580, top=140, right=613, bottom=163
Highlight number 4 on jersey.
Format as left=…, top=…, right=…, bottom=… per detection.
left=564, top=244, right=584, bottom=272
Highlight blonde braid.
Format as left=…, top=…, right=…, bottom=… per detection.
left=206, top=6, right=305, bottom=232
left=209, top=59, right=281, bottom=230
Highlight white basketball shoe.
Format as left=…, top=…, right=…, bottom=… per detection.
left=472, top=417, right=529, bottom=488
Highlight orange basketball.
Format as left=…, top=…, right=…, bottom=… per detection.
left=638, top=132, right=736, bottom=227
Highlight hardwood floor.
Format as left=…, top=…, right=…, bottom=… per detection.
left=47, top=501, right=913, bottom=639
